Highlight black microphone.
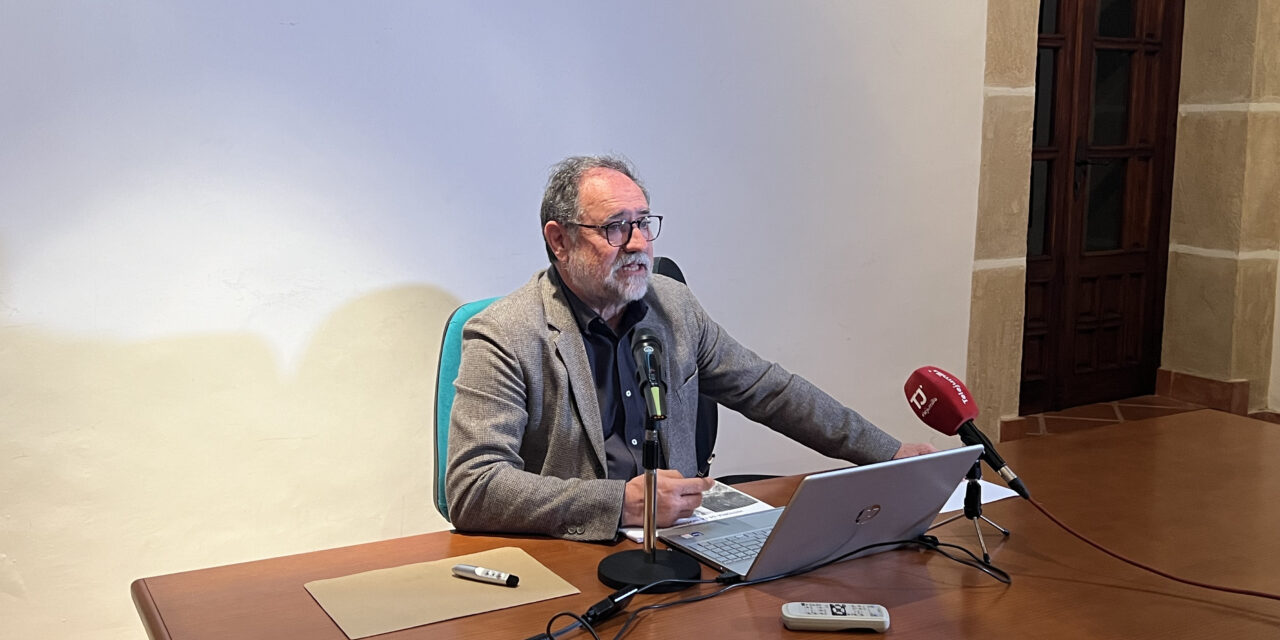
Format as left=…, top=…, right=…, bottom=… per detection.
left=955, top=418, right=1029, bottom=500
left=631, top=328, right=666, bottom=420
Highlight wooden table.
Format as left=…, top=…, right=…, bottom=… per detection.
left=132, top=410, right=1280, bottom=639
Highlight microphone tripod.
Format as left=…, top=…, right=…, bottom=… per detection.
left=930, top=461, right=1010, bottom=563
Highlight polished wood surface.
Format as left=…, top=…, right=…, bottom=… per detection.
left=131, top=410, right=1280, bottom=639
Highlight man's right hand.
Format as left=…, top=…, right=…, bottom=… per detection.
left=621, top=469, right=715, bottom=527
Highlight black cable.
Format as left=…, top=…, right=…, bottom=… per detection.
left=607, top=535, right=1011, bottom=640
left=632, top=576, right=720, bottom=594
left=544, top=612, right=600, bottom=640
left=530, top=577, right=721, bottom=639
left=925, top=538, right=1011, bottom=583
left=527, top=618, right=578, bottom=640
left=609, top=581, right=747, bottom=640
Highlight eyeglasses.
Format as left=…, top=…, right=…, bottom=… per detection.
left=569, top=215, right=663, bottom=247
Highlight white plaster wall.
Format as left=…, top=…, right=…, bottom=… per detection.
left=0, top=2, right=987, bottom=637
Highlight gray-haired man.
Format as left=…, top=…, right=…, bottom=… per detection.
left=445, top=156, right=935, bottom=541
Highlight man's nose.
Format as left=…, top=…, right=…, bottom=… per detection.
left=623, top=224, right=650, bottom=253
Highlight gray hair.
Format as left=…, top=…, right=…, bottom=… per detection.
left=540, top=155, right=648, bottom=263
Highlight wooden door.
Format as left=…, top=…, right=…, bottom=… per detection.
left=1020, top=0, right=1185, bottom=414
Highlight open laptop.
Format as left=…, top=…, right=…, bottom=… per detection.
left=658, top=444, right=983, bottom=581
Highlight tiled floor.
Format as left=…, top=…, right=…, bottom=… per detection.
left=1000, top=395, right=1206, bottom=442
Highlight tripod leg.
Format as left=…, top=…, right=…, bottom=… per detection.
left=972, top=518, right=991, bottom=564
left=979, top=515, right=1011, bottom=537
left=929, top=511, right=966, bottom=530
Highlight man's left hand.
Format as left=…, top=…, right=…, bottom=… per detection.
left=892, top=442, right=939, bottom=459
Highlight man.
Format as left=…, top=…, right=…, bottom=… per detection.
left=446, top=156, right=936, bottom=541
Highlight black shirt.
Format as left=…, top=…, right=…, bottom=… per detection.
left=549, top=266, right=650, bottom=480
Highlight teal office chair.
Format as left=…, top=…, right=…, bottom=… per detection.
left=433, top=296, right=500, bottom=521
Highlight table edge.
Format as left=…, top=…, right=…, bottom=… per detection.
left=131, top=577, right=172, bottom=640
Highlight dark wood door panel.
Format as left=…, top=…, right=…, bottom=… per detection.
left=1020, top=0, right=1182, bottom=413
left=1071, top=271, right=1146, bottom=368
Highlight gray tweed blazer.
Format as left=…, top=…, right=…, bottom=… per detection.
left=445, top=269, right=901, bottom=541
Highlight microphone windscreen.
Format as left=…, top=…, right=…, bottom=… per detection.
left=631, top=328, right=664, bottom=381
left=904, top=366, right=979, bottom=436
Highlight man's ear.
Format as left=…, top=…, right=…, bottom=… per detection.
left=544, top=220, right=572, bottom=263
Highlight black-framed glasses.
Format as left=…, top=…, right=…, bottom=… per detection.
left=569, top=215, right=663, bottom=247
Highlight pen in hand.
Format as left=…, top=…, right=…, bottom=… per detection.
left=697, top=454, right=716, bottom=478
left=452, top=564, right=520, bottom=587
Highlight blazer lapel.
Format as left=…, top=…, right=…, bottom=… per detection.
left=541, top=275, right=608, bottom=473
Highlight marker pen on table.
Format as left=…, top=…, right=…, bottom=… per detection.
left=452, top=564, right=520, bottom=587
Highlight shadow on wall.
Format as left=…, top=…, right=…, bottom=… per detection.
left=0, top=284, right=461, bottom=638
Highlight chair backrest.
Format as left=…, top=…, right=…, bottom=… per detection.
left=654, top=257, right=772, bottom=485
left=653, top=257, right=720, bottom=478
left=433, top=296, right=500, bottom=520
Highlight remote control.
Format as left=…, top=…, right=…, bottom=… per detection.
left=780, top=602, right=890, bottom=632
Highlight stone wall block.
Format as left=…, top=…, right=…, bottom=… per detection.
left=1241, top=110, right=1280, bottom=251
left=975, top=94, right=1035, bottom=261
left=966, top=265, right=1027, bottom=436
left=1179, top=0, right=1260, bottom=104
left=1232, top=258, right=1278, bottom=409
left=985, top=0, right=1039, bottom=88
left=1253, top=0, right=1280, bottom=100
left=1162, top=252, right=1238, bottom=377
left=1170, top=110, right=1249, bottom=250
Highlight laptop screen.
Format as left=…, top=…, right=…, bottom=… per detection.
left=660, top=445, right=983, bottom=580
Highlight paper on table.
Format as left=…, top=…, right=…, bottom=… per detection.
left=304, top=546, right=579, bottom=639
left=939, top=479, right=1018, bottom=513
left=621, top=480, right=774, bottom=543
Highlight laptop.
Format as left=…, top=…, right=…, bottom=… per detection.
left=658, top=444, right=983, bottom=581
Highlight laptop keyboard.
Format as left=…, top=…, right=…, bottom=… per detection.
left=690, top=527, right=773, bottom=565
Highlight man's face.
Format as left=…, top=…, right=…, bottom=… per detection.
left=559, top=168, right=654, bottom=311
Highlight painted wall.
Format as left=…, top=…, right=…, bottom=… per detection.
left=0, top=2, right=987, bottom=637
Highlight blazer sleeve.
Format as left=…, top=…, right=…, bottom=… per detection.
left=444, top=308, right=626, bottom=541
left=673, top=287, right=902, bottom=465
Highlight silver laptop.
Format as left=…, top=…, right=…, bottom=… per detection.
left=658, top=444, right=983, bottom=581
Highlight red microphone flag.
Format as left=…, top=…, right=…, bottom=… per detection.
left=903, top=366, right=978, bottom=436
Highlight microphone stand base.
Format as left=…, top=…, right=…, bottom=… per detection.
left=930, top=512, right=1010, bottom=563
left=598, top=549, right=701, bottom=593
left=929, top=464, right=1012, bottom=564
left=931, top=511, right=1011, bottom=536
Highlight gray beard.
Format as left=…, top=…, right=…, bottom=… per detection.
left=608, top=253, right=652, bottom=302
left=566, top=251, right=652, bottom=308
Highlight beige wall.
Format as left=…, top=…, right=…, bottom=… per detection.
left=0, top=287, right=461, bottom=636
left=1164, top=0, right=1280, bottom=411
left=966, top=0, right=1037, bottom=436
